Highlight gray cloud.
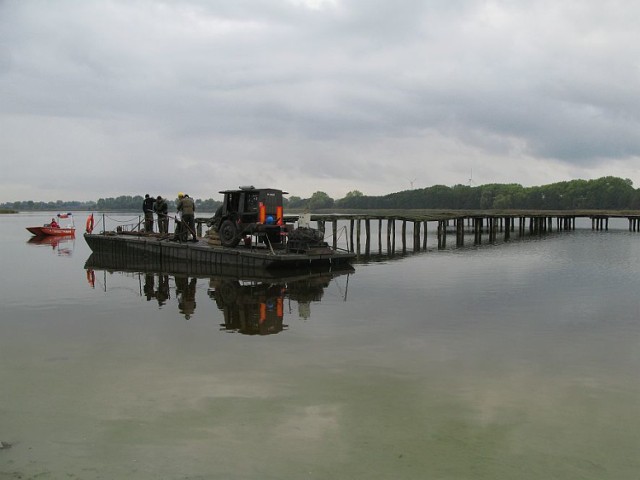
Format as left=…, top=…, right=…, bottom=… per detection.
left=2, top=0, right=640, bottom=202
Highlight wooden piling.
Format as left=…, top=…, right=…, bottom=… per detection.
left=365, top=218, right=371, bottom=254
left=332, top=218, right=337, bottom=250
left=402, top=220, right=407, bottom=253
left=349, top=219, right=355, bottom=252
left=423, top=221, right=428, bottom=250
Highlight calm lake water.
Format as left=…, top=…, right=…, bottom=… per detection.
left=1, top=212, right=639, bottom=479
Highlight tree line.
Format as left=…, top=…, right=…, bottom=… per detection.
left=288, top=176, right=640, bottom=211
left=1, top=196, right=222, bottom=212
left=93, top=196, right=222, bottom=212
left=2, top=177, right=639, bottom=212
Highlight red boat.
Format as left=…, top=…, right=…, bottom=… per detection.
left=27, top=213, right=76, bottom=237
left=26, top=226, right=76, bottom=236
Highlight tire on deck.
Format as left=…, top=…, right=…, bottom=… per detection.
left=219, top=220, right=240, bottom=247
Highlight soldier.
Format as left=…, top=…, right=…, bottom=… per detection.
left=177, top=192, right=196, bottom=242
left=142, top=194, right=155, bottom=232
left=154, top=195, right=169, bottom=233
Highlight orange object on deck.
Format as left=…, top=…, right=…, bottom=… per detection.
left=85, top=214, right=94, bottom=234
left=258, top=203, right=266, bottom=224
left=259, top=303, right=266, bottom=323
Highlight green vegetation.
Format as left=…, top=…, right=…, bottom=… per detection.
left=0, top=200, right=96, bottom=211
left=3, top=177, right=639, bottom=212
left=0, top=208, right=18, bottom=214
left=288, top=176, right=640, bottom=211
left=1, top=196, right=222, bottom=212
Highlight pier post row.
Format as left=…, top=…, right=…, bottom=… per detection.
left=234, top=211, right=640, bottom=256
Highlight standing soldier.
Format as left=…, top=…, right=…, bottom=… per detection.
left=142, top=194, right=156, bottom=232
left=177, top=192, right=196, bottom=242
left=155, top=195, right=169, bottom=233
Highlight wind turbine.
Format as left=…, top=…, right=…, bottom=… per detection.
left=467, top=169, right=476, bottom=186
left=408, top=178, right=417, bottom=189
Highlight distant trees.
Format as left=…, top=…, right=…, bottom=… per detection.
left=286, top=196, right=305, bottom=209
left=334, top=190, right=363, bottom=208
left=287, top=176, right=640, bottom=211
left=95, top=195, right=221, bottom=212
left=0, top=199, right=96, bottom=211
left=96, top=195, right=143, bottom=211
left=3, top=177, right=640, bottom=212
left=287, top=191, right=336, bottom=209
left=0, top=195, right=221, bottom=212
left=308, top=191, right=334, bottom=210
left=195, top=198, right=222, bottom=213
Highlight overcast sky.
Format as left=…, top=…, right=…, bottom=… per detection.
left=2, top=0, right=640, bottom=202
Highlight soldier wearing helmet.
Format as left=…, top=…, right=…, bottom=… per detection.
left=176, top=192, right=196, bottom=242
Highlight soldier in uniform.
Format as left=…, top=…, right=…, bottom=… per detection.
left=154, top=195, right=169, bottom=233
left=177, top=192, right=197, bottom=242
left=142, top=194, right=156, bottom=232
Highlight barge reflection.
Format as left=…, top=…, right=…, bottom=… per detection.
left=209, top=279, right=287, bottom=335
left=209, top=272, right=338, bottom=335
left=85, top=253, right=353, bottom=334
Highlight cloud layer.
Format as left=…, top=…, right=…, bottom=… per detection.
left=2, top=0, right=640, bottom=201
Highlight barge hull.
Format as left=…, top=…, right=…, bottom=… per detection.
left=84, top=233, right=355, bottom=271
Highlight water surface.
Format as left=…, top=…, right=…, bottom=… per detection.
left=1, top=213, right=639, bottom=479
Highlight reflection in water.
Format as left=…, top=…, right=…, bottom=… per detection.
left=141, top=273, right=172, bottom=307
left=27, top=235, right=75, bottom=256
left=175, top=276, right=197, bottom=319
left=157, top=275, right=170, bottom=306
left=143, top=273, right=155, bottom=301
left=209, top=272, right=343, bottom=334
left=84, top=253, right=353, bottom=334
left=209, top=279, right=287, bottom=335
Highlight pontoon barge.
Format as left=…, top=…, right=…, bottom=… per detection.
left=84, top=231, right=355, bottom=269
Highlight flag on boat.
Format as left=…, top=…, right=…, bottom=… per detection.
left=57, top=213, right=72, bottom=218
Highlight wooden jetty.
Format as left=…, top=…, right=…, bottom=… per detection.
left=193, top=210, right=640, bottom=256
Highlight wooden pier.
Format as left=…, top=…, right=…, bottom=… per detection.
left=194, top=210, right=640, bottom=255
